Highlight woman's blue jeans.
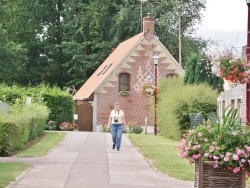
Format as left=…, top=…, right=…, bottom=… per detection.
left=111, top=124, right=123, bottom=149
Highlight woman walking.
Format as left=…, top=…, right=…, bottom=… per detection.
left=108, top=102, right=126, bottom=151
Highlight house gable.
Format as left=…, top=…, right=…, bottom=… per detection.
left=73, top=33, right=144, bottom=100
left=97, top=35, right=184, bottom=94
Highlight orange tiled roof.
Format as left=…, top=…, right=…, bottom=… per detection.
left=74, top=32, right=144, bottom=100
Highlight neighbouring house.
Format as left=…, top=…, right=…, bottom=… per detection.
left=73, top=15, right=184, bottom=131
left=217, top=83, right=246, bottom=124
left=217, top=47, right=247, bottom=124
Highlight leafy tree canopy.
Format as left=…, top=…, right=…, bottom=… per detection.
left=0, top=0, right=208, bottom=88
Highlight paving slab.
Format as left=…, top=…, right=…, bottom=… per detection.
left=0, top=132, right=193, bottom=188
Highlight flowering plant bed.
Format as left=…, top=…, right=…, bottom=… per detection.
left=179, top=108, right=250, bottom=179
left=59, top=122, right=74, bottom=131
left=211, top=52, right=250, bottom=84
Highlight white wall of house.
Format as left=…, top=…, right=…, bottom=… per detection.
left=92, top=93, right=98, bottom=131
left=217, top=83, right=246, bottom=124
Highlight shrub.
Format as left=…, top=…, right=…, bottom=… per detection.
left=128, top=122, right=143, bottom=134
left=100, top=125, right=110, bottom=133
left=157, top=77, right=219, bottom=140
left=0, top=83, right=74, bottom=129
left=0, top=101, right=49, bottom=156
left=45, top=120, right=57, bottom=130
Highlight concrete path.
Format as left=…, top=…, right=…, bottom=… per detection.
left=0, top=132, right=193, bottom=188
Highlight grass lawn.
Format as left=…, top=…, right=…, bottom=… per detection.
left=128, top=134, right=194, bottom=181
left=0, top=162, right=29, bottom=188
left=0, top=131, right=66, bottom=187
left=128, top=134, right=250, bottom=187
left=16, top=131, right=67, bottom=157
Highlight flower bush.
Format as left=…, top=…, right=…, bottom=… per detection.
left=211, top=52, right=250, bottom=84
left=141, top=84, right=155, bottom=96
left=178, top=108, right=250, bottom=174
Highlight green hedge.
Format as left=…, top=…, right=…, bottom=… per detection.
left=0, top=84, right=74, bottom=128
left=156, top=77, right=219, bottom=140
left=0, top=102, right=49, bottom=156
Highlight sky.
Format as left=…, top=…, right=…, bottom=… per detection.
left=195, top=0, right=248, bottom=55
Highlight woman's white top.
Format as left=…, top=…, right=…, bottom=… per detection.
left=110, top=109, right=124, bottom=124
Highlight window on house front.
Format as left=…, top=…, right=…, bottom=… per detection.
left=222, top=100, right=225, bottom=112
left=231, top=99, right=235, bottom=109
left=119, top=73, right=130, bottom=92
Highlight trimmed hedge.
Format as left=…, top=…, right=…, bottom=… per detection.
left=0, top=84, right=74, bottom=129
left=0, top=103, right=49, bottom=156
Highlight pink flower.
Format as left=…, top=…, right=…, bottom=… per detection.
left=237, top=149, right=245, bottom=156
left=224, top=156, right=230, bottom=162
left=179, top=152, right=187, bottom=159
left=213, top=156, right=219, bottom=160
left=232, top=131, right=237, bottom=136
left=204, top=153, right=209, bottom=157
left=241, top=159, right=246, bottom=163
left=248, top=160, right=250, bottom=165
left=226, top=152, right=232, bottom=157
left=193, top=145, right=198, bottom=150
left=212, top=141, right=217, bottom=145
left=198, top=132, right=202, bottom=137
left=204, top=138, right=208, bottom=142
left=193, top=154, right=201, bottom=159
left=213, top=163, right=219, bottom=168
left=189, top=157, right=194, bottom=165
left=245, top=145, right=250, bottom=152
left=233, top=167, right=241, bottom=173
left=233, top=154, right=239, bottom=161
left=178, top=139, right=186, bottom=149
left=185, top=146, right=190, bottom=151
left=188, top=130, right=193, bottom=134
left=209, top=146, right=215, bottom=152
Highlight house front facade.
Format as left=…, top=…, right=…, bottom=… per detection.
left=74, top=15, right=184, bottom=131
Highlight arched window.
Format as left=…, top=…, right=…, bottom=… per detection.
left=119, top=73, right=130, bottom=92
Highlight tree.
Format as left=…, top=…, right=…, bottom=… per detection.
left=0, top=0, right=208, bottom=88
left=184, top=53, right=224, bottom=92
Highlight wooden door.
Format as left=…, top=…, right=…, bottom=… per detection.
left=76, top=101, right=93, bottom=131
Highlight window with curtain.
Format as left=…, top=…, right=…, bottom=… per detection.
left=119, top=73, right=130, bottom=92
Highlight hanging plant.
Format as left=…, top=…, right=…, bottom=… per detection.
left=211, top=52, right=250, bottom=84
left=141, top=84, right=155, bottom=96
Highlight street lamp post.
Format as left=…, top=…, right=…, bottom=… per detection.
left=246, top=0, right=250, bottom=124
left=152, top=55, right=159, bottom=135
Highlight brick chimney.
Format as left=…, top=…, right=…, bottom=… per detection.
left=143, top=13, right=155, bottom=41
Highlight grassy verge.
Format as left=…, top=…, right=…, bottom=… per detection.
left=0, top=162, right=29, bottom=188
left=128, top=134, right=250, bottom=187
left=128, top=134, right=194, bottom=181
left=15, top=131, right=67, bottom=157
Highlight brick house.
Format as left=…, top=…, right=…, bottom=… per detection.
left=73, top=15, right=184, bottom=131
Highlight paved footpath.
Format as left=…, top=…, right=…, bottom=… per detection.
left=0, top=132, right=193, bottom=188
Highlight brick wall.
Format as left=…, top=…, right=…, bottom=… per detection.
left=94, top=37, right=183, bottom=128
